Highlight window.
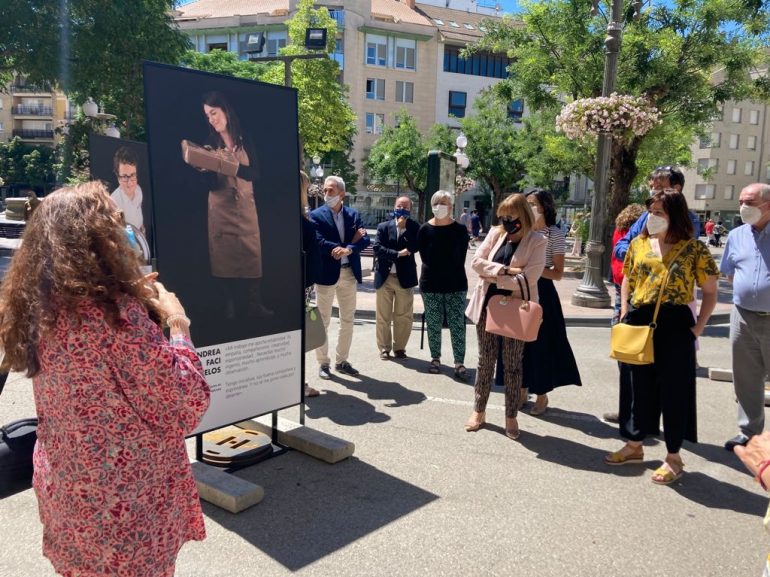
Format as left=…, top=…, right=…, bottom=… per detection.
left=333, top=39, right=344, bottom=68
left=365, top=112, right=385, bottom=134
left=395, top=38, right=416, bottom=70
left=0, top=121, right=4, bottom=132
left=711, top=132, right=721, bottom=147
left=395, top=81, right=414, bottom=103
left=0, top=99, right=3, bottom=111
left=449, top=21, right=460, bottom=27
left=508, top=99, right=524, bottom=122
left=366, top=34, right=387, bottom=66
left=750, top=109, right=760, bottom=125
left=464, top=23, right=475, bottom=29
left=748, top=135, right=757, bottom=150
left=694, top=184, right=715, bottom=199
left=729, top=134, right=739, bottom=149
left=443, top=46, right=510, bottom=79
left=727, top=159, right=736, bottom=174
left=433, top=18, right=444, bottom=25
left=207, top=42, right=228, bottom=52
left=366, top=78, right=385, bottom=100
left=266, top=33, right=287, bottom=56
left=732, top=107, right=742, bottom=123
left=697, top=158, right=717, bottom=174
left=724, top=185, right=735, bottom=200
left=448, top=91, right=467, bottom=118
left=745, top=160, right=755, bottom=175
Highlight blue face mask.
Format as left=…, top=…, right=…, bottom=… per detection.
left=393, top=208, right=410, bottom=219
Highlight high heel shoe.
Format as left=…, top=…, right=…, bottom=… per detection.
left=505, top=417, right=520, bottom=440
left=530, top=394, right=549, bottom=416
left=464, top=411, right=485, bottom=432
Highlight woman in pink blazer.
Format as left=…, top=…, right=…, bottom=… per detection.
left=464, top=194, right=547, bottom=439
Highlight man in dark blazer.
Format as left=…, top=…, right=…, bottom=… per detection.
left=373, top=196, right=419, bottom=360
left=310, top=176, right=370, bottom=380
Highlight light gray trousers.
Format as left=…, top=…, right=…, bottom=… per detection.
left=731, top=306, right=770, bottom=437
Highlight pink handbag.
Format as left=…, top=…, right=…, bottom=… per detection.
left=485, top=275, right=543, bottom=342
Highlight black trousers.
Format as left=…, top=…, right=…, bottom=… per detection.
left=618, top=304, right=697, bottom=453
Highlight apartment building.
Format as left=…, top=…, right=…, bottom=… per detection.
left=681, top=69, right=770, bottom=228
left=0, top=76, right=70, bottom=146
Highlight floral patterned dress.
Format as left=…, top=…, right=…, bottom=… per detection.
left=32, top=296, right=210, bottom=577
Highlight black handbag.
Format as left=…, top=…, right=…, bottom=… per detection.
left=0, top=417, right=38, bottom=498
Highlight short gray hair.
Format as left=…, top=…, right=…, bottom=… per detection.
left=430, top=190, right=453, bottom=206
left=325, top=175, right=346, bottom=194
left=760, top=183, right=770, bottom=201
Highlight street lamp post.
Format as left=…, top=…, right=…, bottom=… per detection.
left=454, top=133, right=469, bottom=218
left=309, top=155, right=324, bottom=210
left=571, top=0, right=637, bottom=308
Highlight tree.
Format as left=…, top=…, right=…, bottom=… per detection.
left=458, top=91, right=526, bottom=220
left=473, top=0, right=770, bottom=220
left=366, top=111, right=455, bottom=220
left=260, top=0, right=357, bottom=162
left=0, top=0, right=191, bottom=139
left=180, top=49, right=269, bottom=81
left=0, top=138, right=55, bottom=190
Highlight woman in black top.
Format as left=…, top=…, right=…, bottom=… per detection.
left=417, top=190, right=469, bottom=379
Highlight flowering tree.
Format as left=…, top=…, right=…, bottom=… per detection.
left=555, top=93, right=660, bottom=144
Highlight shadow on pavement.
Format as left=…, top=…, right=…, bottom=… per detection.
left=204, top=455, right=438, bottom=571
left=670, top=472, right=767, bottom=516
left=336, top=374, right=427, bottom=408
left=515, top=432, right=648, bottom=477
left=304, top=390, right=390, bottom=426
left=529, top=406, right=640, bottom=440
left=685, top=441, right=749, bottom=475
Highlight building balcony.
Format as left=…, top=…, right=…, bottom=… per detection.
left=11, top=105, right=53, bottom=117
left=10, top=84, right=52, bottom=95
left=12, top=129, right=54, bottom=140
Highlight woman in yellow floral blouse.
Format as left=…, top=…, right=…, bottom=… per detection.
left=604, top=190, right=719, bottom=484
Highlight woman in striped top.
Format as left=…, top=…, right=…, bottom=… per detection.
left=521, top=189, right=582, bottom=414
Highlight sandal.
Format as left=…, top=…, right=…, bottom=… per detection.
left=428, top=359, right=441, bottom=374
left=505, top=416, right=520, bottom=440
left=604, top=444, right=644, bottom=466
left=651, top=460, right=684, bottom=485
left=453, top=364, right=468, bottom=381
left=464, top=411, right=485, bottom=432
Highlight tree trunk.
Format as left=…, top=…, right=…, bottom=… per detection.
left=489, top=177, right=503, bottom=226
left=608, top=137, right=642, bottom=226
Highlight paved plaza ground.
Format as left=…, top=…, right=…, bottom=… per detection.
left=2, top=242, right=765, bottom=577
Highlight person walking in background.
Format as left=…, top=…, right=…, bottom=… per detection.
left=568, top=213, right=583, bottom=256
left=464, top=194, right=546, bottom=439
left=417, top=191, right=469, bottom=379
left=0, top=182, right=210, bottom=577
left=459, top=207, right=470, bottom=235
left=521, top=189, right=582, bottom=415
left=310, top=175, right=370, bottom=380
left=714, top=220, right=726, bottom=247
left=470, top=209, right=482, bottom=247
left=705, top=217, right=715, bottom=246
left=373, top=196, right=419, bottom=360
left=605, top=190, right=718, bottom=484
left=300, top=171, right=321, bottom=397
left=578, top=212, right=590, bottom=255
left=721, top=183, right=770, bottom=451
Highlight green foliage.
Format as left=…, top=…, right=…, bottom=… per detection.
left=458, top=91, right=526, bottom=217
left=180, top=49, right=269, bottom=80
left=472, top=0, right=770, bottom=218
left=0, top=0, right=192, bottom=141
left=0, top=138, right=56, bottom=189
left=322, top=146, right=359, bottom=193
left=260, top=0, right=357, bottom=160
left=367, top=111, right=457, bottom=219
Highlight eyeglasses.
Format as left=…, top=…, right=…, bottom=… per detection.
left=117, top=173, right=137, bottom=182
left=655, top=166, right=674, bottom=171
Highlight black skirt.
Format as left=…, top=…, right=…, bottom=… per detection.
left=522, top=277, right=582, bottom=394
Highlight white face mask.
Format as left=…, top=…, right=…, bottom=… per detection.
left=432, top=205, right=449, bottom=219
left=646, top=213, right=668, bottom=236
left=740, top=204, right=765, bottom=226
left=324, top=194, right=341, bottom=208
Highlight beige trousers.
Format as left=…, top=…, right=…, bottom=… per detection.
left=375, top=274, right=414, bottom=353
left=315, top=267, right=358, bottom=366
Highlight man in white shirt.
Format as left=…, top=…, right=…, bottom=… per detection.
left=111, top=147, right=144, bottom=233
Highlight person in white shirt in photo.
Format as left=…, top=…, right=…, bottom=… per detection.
left=110, top=147, right=144, bottom=234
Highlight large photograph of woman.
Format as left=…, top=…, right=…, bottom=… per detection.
left=143, top=63, right=301, bottom=348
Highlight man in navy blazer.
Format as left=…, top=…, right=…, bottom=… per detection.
left=310, top=176, right=370, bottom=379
left=373, top=196, right=419, bottom=360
